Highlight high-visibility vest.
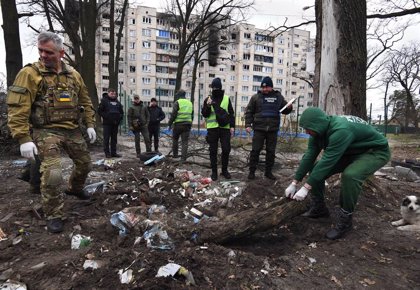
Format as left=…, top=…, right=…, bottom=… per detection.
left=174, top=98, right=192, bottom=123
left=206, top=95, right=230, bottom=129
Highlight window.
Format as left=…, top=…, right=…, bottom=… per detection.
left=276, top=79, right=283, bottom=85
left=102, top=75, right=109, bottom=80
left=102, top=27, right=110, bottom=32
left=130, top=78, right=136, bottom=84
left=230, top=65, right=235, bottom=71
left=253, top=75, right=263, bottom=82
left=157, top=30, right=170, bottom=38
left=102, top=39, right=110, bottom=43
left=102, top=51, right=109, bottom=56
left=143, top=16, right=151, bottom=24
left=242, top=86, right=249, bottom=92
left=219, top=67, right=224, bottom=72
left=102, top=63, right=108, bottom=68
left=292, top=82, right=297, bottom=86
left=244, top=33, right=251, bottom=39
left=142, top=78, right=151, bottom=84
left=142, top=89, right=151, bottom=96
left=142, top=29, right=151, bottom=37
left=129, top=53, right=136, bottom=61
left=142, top=53, right=151, bottom=60
left=253, top=65, right=262, bottom=72
left=129, top=42, right=135, bottom=49
left=293, top=53, right=299, bottom=58
left=129, top=66, right=136, bottom=73
left=142, top=65, right=151, bottom=72
left=243, top=64, right=250, bottom=71
left=277, top=68, right=283, bottom=75
left=129, top=18, right=135, bottom=25
left=278, top=58, right=283, bottom=64
left=241, top=96, right=249, bottom=102
left=230, top=86, right=235, bottom=91
left=242, top=75, right=250, bottom=81
left=294, top=44, right=299, bottom=48
left=118, top=68, right=124, bottom=73
left=243, top=53, right=250, bottom=60
left=143, top=41, right=151, bottom=48
left=252, top=85, right=260, bottom=91
left=129, top=30, right=136, bottom=37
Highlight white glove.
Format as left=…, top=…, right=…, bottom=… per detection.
left=285, top=181, right=297, bottom=198
left=293, top=186, right=310, bottom=201
left=20, top=142, right=38, bottom=159
left=87, top=128, right=96, bottom=143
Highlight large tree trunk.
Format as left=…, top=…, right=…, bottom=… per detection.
left=1, top=0, right=22, bottom=87
left=190, top=198, right=308, bottom=244
left=316, top=0, right=367, bottom=118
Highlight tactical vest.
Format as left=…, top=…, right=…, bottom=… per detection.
left=206, top=95, right=230, bottom=129
left=174, top=99, right=192, bottom=123
left=29, top=62, right=80, bottom=127
left=259, top=94, right=280, bottom=118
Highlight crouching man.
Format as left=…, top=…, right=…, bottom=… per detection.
left=285, top=107, right=390, bottom=240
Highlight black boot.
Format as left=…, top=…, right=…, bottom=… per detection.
left=302, top=195, right=330, bottom=218
left=248, top=169, right=256, bottom=180
left=264, top=171, right=276, bottom=180
left=65, top=189, right=91, bottom=200
left=325, top=208, right=353, bottom=240
left=211, top=169, right=218, bottom=181
left=47, top=218, right=63, bottom=233
left=221, top=170, right=231, bottom=179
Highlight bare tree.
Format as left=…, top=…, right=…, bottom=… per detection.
left=383, top=44, right=420, bottom=130
left=163, top=0, right=254, bottom=95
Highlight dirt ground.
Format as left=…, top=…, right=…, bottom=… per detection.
left=0, top=135, right=419, bottom=290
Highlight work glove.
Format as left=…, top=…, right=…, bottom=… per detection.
left=20, top=142, right=38, bottom=159
left=284, top=181, right=297, bottom=198
left=87, top=127, right=96, bottom=143
left=293, top=186, right=310, bottom=201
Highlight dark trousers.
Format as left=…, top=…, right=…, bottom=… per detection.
left=103, top=124, right=119, bottom=155
left=249, top=130, right=278, bottom=173
left=148, top=124, right=160, bottom=151
left=172, top=123, right=191, bottom=160
left=206, top=128, right=231, bottom=172
left=134, top=127, right=151, bottom=154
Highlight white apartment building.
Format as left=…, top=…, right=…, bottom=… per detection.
left=95, top=4, right=314, bottom=128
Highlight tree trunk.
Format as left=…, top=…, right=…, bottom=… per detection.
left=317, top=0, right=367, bottom=118
left=190, top=198, right=308, bottom=244
left=1, top=0, right=22, bottom=87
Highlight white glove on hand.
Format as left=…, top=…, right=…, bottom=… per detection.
left=293, top=186, right=309, bottom=201
left=87, top=128, right=96, bottom=144
left=285, top=181, right=297, bottom=198
left=20, top=142, right=38, bottom=159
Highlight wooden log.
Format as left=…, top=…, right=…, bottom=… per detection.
left=192, top=197, right=309, bottom=244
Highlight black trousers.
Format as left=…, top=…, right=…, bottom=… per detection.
left=134, top=127, right=151, bottom=154
left=103, top=124, right=119, bottom=154
left=172, top=123, right=191, bottom=160
left=206, top=128, right=231, bottom=172
left=249, top=130, right=278, bottom=173
left=148, top=124, right=160, bottom=151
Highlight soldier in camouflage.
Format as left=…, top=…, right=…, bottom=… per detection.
left=7, top=31, right=97, bottom=233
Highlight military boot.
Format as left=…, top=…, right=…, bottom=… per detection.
left=302, top=195, right=330, bottom=218
left=325, top=208, right=353, bottom=240
left=65, top=189, right=91, bottom=200
left=211, top=169, right=218, bottom=181
left=248, top=169, right=256, bottom=180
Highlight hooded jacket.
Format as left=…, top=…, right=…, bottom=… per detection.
left=127, top=101, right=150, bottom=130
left=201, top=89, right=235, bottom=129
left=244, top=90, right=292, bottom=132
left=295, top=107, right=389, bottom=186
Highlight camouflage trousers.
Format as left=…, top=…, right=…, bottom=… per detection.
left=32, top=128, right=92, bottom=219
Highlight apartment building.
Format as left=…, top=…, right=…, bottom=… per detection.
left=94, top=4, right=314, bottom=128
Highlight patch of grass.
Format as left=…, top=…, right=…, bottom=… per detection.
left=279, top=136, right=308, bottom=153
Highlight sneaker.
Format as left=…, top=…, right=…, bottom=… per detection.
left=264, top=172, right=276, bottom=180
left=65, top=189, right=91, bottom=200
left=248, top=171, right=255, bottom=180
left=221, top=171, right=231, bottom=179
left=111, top=153, right=122, bottom=158
left=46, top=218, right=63, bottom=233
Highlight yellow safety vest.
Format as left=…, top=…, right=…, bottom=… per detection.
left=206, top=95, right=230, bottom=129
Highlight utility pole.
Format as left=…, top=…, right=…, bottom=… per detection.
left=384, top=82, right=389, bottom=136
left=368, top=103, right=372, bottom=124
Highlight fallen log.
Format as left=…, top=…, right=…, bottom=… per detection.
left=192, top=197, right=309, bottom=244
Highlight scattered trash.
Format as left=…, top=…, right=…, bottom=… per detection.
left=12, top=160, right=28, bottom=167
left=110, top=207, right=145, bottom=236
left=260, top=269, right=269, bottom=275
left=156, top=263, right=196, bottom=286
left=148, top=178, right=162, bottom=189
left=12, top=236, right=22, bottom=246
left=395, top=166, right=419, bottom=182
left=83, top=181, right=106, bottom=195
left=0, top=269, right=13, bottom=281
left=1, top=213, right=14, bottom=223
left=118, top=269, right=133, bottom=284
left=308, top=257, right=317, bottom=264
left=71, top=234, right=92, bottom=249
left=94, top=159, right=105, bottom=166
left=308, top=242, right=317, bottom=248
left=189, top=207, right=204, bottom=219
left=148, top=205, right=167, bottom=220
left=83, top=260, right=103, bottom=270
left=104, top=159, right=116, bottom=170
left=0, top=227, right=7, bottom=241
left=30, top=262, right=47, bottom=270
left=143, top=224, right=174, bottom=250
left=144, top=154, right=165, bottom=165
left=0, top=280, right=27, bottom=290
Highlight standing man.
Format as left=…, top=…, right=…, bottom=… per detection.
left=128, top=94, right=151, bottom=157
left=285, top=107, right=390, bottom=240
left=148, top=97, right=165, bottom=152
left=7, top=31, right=96, bottom=233
left=201, top=77, right=235, bottom=181
left=245, top=76, right=293, bottom=180
left=97, top=88, right=124, bottom=158
left=168, top=89, right=193, bottom=162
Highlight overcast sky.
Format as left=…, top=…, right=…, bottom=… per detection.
left=0, top=0, right=418, bottom=116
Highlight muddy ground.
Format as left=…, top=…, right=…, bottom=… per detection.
left=0, top=134, right=419, bottom=290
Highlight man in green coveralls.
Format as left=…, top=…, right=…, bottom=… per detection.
left=285, top=107, right=390, bottom=240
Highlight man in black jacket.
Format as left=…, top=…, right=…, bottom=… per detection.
left=201, top=78, right=235, bottom=181
left=97, top=88, right=124, bottom=158
left=245, top=77, right=293, bottom=180
left=148, top=98, right=165, bottom=152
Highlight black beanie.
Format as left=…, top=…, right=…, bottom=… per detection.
left=261, top=76, right=273, bottom=88
left=211, top=77, right=222, bottom=90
